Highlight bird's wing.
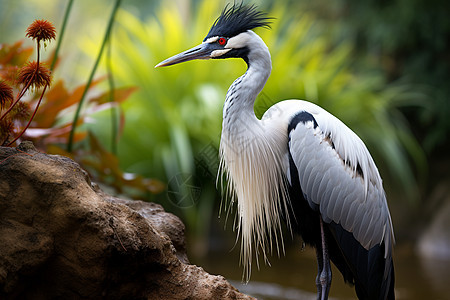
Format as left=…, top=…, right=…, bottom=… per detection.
left=284, top=101, right=394, bottom=257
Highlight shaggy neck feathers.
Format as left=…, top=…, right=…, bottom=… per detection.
left=219, top=30, right=290, bottom=281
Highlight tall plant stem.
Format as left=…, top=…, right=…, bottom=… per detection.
left=107, top=37, right=118, bottom=155
left=50, top=0, right=74, bottom=71
left=67, top=0, right=122, bottom=152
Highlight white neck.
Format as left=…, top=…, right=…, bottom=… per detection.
left=218, top=30, right=290, bottom=281
left=222, top=30, right=272, bottom=131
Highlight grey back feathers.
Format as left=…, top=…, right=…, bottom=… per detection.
left=204, top=3, right=273, bottom=41
left=286, top=105, right=394, bottom=275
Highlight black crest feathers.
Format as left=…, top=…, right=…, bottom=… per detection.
left=204, top=3, right=272, bottom=41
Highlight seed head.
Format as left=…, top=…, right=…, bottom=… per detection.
left=12, top=101, right=31, bottom=121
left=0, top=118, right=14, bottom=143
left=0, top=81, right=14, bottom=110
left=18, top=61, right=52, bottom=89
left=26, top=19, right=56, bottom=42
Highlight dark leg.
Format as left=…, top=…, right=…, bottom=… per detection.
left=318, top=216, right=332, bottom=300
left=315, top=245, right=324, bottom=300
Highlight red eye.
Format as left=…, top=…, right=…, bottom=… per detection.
left=218, top=37, right=227, bottom=45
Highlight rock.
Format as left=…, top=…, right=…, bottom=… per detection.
left=102, top=194, right=189, bottom=265
left=0, top=142, right=253, bottom=300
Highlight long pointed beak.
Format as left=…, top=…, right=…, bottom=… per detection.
left=155, top=43, right=218, bottom=68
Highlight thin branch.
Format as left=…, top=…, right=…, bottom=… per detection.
left=50, top=0, right=74, bottom=71
left=8, top=84, right=48, bottom=146
left=106, top=34, right=118, bottom=155
left=67, top=0, right=122, bottom=152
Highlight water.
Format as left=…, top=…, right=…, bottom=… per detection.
left=194, top=243, right=450, bottom=300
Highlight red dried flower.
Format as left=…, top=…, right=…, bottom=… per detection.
left=26, top=19, right=56, bottom=42
left=18, top=61, right=52, bottom=89
left=0, top=81, right=14, bottom=110
left=0, top=118, right=14, bottom=143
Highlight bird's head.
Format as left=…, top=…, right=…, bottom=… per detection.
left=155, top=3, right=272, bottom=68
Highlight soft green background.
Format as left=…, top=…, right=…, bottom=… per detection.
left=1, top=0, right=449, bottom=297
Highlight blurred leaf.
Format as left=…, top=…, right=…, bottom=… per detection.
left=25, top=118, right=87, bottom=146
left=33, top=78, right=104, bottom=128
left=46, top=144, right=75, bottom=159
left=81, top=132, right=165, bottom=196
left=0, top=41, right=33, bottom=66
left=89, top=86, right=138, bottom=105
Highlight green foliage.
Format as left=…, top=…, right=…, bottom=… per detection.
left=102, top=1, right=229, bottom=180
left=78, top=1, right=426, bottom=241
left=67, top=0, right=122, bottom=152
left=356, top=0, right=450, bottom=155
left=81, top=2, right=229, bottom=242
left=87, top=1, right=420, bottom=191
left=0, top=3, right=164, bottom=199
left=287, top=0, right=450, bottom=205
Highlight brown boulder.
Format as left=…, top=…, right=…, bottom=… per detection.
left=0, top=141, right=253, bottom=300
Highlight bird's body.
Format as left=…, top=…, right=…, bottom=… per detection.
left=156, top=4, right=395, bottom=300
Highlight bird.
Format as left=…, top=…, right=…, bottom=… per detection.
left=156, top=3, right=395, bottom=300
